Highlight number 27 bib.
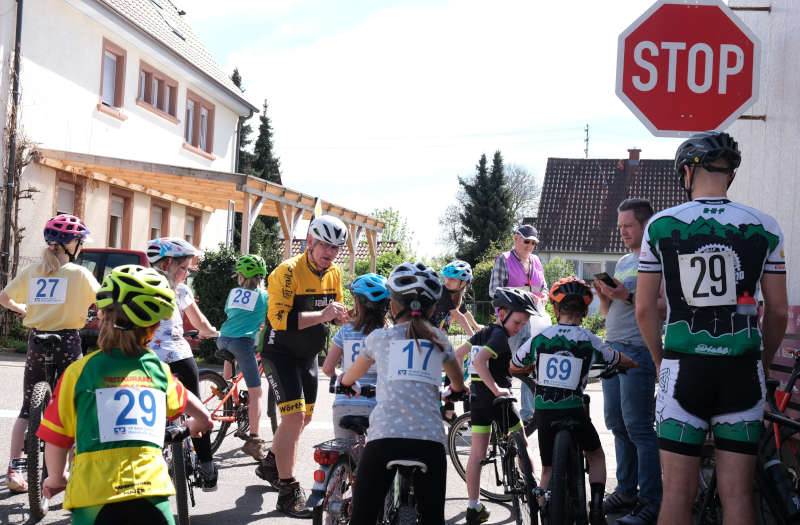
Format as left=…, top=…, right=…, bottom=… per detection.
left=28, top=277, right=68, bottom=305
left=96, top=387, right=166, bottom=445
left=388, top=339, right=445, bottom=386
left=537, top=353, right=582, bottom=390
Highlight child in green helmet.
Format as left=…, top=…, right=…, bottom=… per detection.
left=37, top=265, right=212, bottom=525
left=218, top=254, right=270, bottom=460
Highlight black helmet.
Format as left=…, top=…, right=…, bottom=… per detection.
left=492, top=287, right=537, bottom=315
left=674, top=131, right=741, bottom=180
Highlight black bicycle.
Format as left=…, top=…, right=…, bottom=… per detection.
left=163, top=415, right=200, bottom=525
left=26, top=333, right=64, bottom=522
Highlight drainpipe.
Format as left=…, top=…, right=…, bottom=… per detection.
left=1, top=0, right=24, bottom=288
left=234, top=115, right=243, bottom=172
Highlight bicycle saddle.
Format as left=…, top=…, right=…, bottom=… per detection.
left=492, top=395, right=518, bottom=407
left=339, top=415, right=370, bottom=435
left=33, top=333, right=62, bottom=346
left=214, top=348, right=236, bottom=363
left=386, top=459, right=428, bottom=474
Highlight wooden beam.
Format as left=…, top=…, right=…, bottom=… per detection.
left=249, top=196, right=264, bottom=229
left=366, top=230, right=378, bottom=273
left=241, top=193, right=251, bottom=254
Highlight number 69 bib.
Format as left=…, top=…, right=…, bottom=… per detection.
left=96, top=387, right=166, bottom=445
left=388, top=339, right=445, bottom=386
left=537, top=353, right=583, bottom=390
left=678, top=251, right=736, bottom=307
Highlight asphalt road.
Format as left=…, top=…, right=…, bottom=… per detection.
left=0, top=352, right=627, bottom=524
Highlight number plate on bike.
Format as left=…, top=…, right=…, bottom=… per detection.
left=227, top=287, right=257, bottom=311
left=28, top=277, right=67, bottom=305
left=537, top=353, right=582, bottom=390
left=96, top=387, right=166, bottom=445
left=678, top=251, right=736, bottom=307
left=388, top=339, right=444, bottom=386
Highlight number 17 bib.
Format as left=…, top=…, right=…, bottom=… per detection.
left=388, top=339, right=445, bottom=386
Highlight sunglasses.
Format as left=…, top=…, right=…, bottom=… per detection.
left=522, top=239, right=536, bottom=245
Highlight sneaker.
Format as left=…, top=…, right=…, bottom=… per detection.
left=589, top=508, right=608, bottom=525
left=466, top=504, right=490, bottom=525
left=616, top=500, right=660, bottom=525
left=6, top=459, right=27, bottom=493
left=198, top=462, right=218, bottom=492
left=241, top=436, right=268, bottom=461
left=255, top=452, right=279, bottom=488
left=603, top=490, right=637, bottom=514
left=276, top=480, right=312, bottom=518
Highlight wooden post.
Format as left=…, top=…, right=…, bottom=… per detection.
left=240, top=194, right=251, bottom=254
left=276, top=202, right=304, bottom=259
left=366, top=229, right=378, bottom=272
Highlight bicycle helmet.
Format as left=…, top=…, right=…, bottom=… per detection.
left=236, top=254, right=267, bottom=278
left=674, top=131, right=741, bottom=180
left=146, top=237, right=199, bottom=264
left=349, top=273, right=390, bottom=302
left=387, top=261, right=442, bottom=312
left=308, top=215, right=348, bottom=247
left=96, top=264, right=176, bottom=327
left=549, top=277, right=593, bottom=306
left=441, top=260, right=473, bottom=282
left=44, top=214, right=90, bottom=244
left=492, top=287, right=537, bottom=315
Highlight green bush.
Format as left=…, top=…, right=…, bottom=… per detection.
left=193, top=244, right=238, bottom=362
left=544, top=257, right=576, bottom=287
left=471, top=259, right=494, bottom=303
left=581, top=309, right=606, bottom=338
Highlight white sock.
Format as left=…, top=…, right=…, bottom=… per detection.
left=468, top=499, right=481, bottom=510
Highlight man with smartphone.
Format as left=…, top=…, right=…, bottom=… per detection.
left=593, top=198, right=662, bottom=525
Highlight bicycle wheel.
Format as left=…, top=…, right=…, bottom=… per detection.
left=549, top=430, right=574, bottom=525
left=396, top=503, right=418, bottom=525
left=312, top=457, right=355, bottom=525
left=754, top=426, right=798, bottom=525
left=170, top=440, right=191, bottom=525
left=267, top=387, right=280, bottom=434
left=27, top=381, right=52, bottom=522
left=198, top=370, right=232, bottom=454
left=510, top=432, right=538, bottom=525
left=515, top=375, right=539, bottom=438
left=447, top=412, right=510, bottom=502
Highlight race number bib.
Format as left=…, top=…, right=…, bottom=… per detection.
left=28, top=278, right=67, bottom=305
left=227, top=288, right=257, bottom=312
left=466, top=346, right=481, bottom=376
left=678, top=252, right=736, bottom=307
left=388, top=339, right=445, bottom=386
left=96, top=387, right=166, bottom=445
left=341, top=340, right=364, bottom=372
left=537, top=353, right=583, bottom=390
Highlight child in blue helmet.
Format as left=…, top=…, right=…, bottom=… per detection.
left=321, top=273, right=391, bottom=439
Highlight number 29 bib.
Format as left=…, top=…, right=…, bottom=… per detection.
left=678, top=251, right=737, bottom=307
left=537, top=353, right=583, bottom=390
left=96, top=387, right=167, bottom=445
left=388, top=339, right=445, bottom=386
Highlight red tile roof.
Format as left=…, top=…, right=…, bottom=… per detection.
left=283, top=240, right=399, bottom=265
left=536, top=157, right=685, bottom=253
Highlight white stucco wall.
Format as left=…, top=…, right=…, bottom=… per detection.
left=727, top=0, right=798, bottom=305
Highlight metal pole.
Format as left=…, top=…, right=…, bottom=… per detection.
left=1, top=0, right=24, bottom=288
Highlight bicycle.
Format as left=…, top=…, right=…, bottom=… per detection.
left=163, top=416, right=200, bottom=525
left=197, top=346, right=279, bottom=454
left=308, top=376, right=376, bottom=525
left=25, top=332, right=64, bottom=522
left=447, top=373, right=538, bottom=503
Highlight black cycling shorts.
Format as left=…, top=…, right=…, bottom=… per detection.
left=535, top=407, right=601, bottom=467
left=262, top=350, right=319, bottom=417
left=469, top=382, right=521, bottom=434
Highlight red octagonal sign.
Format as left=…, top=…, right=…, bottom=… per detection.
left=616, top=0, right=760, bottom=137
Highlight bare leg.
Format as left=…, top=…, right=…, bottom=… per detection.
left=9, top=418, right=27, bottom=460
left=657, top=449, right=700, bottom=525
left=716, top=448, right=757, bottom=525
left=272, top=412, right=304, bottom=478
left=466, top=433, right=491, bottom=501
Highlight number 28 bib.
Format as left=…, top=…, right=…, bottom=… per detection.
left=537, top=353, right=582, bottom=390
left=95, top=387, right=167, bottom=445
left=388, top=339, right=445, bottom=386
left=227, top=288, right=257, bottom=311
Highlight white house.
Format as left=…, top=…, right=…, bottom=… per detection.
left=0, top=0, right=384, bottom=271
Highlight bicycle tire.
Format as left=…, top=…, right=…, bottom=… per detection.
left=447, top=412, right=510, bottom=502
left=754, top=425, right=797, bottom=525
left=549, top=430, right=574, bottom=525
left=510, top=432, right=539, bottom=525
left=171, top=440, right=191, bottom=525
left=515, top=374, right=539, bottom=438
left=198, top=370, right=232, bottom=454
left=267, top=387, right=279, bottom=434
left=27, top=381, right=52, bottom=522
left=395, top=503, right=418, bottom=525
left=313, top=457, right=355, bottom=525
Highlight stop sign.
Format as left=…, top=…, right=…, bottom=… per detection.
left=616, top=0, right=760, bottom=137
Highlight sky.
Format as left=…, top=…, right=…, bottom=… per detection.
left=181, top=0, right=685, bottom=257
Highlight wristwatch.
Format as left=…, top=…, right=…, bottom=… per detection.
left=625, top=292, right=634, bottom=305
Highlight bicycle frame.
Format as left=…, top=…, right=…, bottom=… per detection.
left=203, top=358, right=265, bottom=424
left=771, top=347, right=800, bottom=451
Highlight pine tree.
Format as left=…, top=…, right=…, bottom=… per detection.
left=457, top=151, right=514, bottom=265
left=252, top=99, right=281, bottom=183
left=230, top=68, right=255, bottom=173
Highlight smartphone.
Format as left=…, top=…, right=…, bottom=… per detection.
left=594, top=272, right=618, bottom=288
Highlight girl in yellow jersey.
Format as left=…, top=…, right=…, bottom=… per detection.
left=38, top=265, right=212, bottom=525
left=0, top=215, right=99, bottom=493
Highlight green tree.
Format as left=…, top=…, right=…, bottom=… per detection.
left=233, top=214, right=283, bottom=273
left=252, top=99, right=281, bottom=183
left=543, top=257, right=576, bottom=288
left=372, top=207, right=412, bottom=250
left=457, top=151, right=514, bottom=265
left=230, top=68, right=255, bottom=174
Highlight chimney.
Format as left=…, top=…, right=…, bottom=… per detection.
left=628, top=148, right=641, bottom=161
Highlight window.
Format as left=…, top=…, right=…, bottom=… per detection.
left=150, top=200, right=170, bottom=239
left=183, top=90, right=215, bottom=159
left=108, top=189, right=132, bottom=249
left=582, top=262, right=602, bottom=282
left=136, top=61, right=179, bottom=122
left=57, top=182, right=75, bottom=215
left=98, top=38, right=127, bottom=120
left=184, top=211, right=202, bottom=246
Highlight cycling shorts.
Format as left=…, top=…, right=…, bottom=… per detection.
left=656, top=352, right=765, bottom=456
left=469, top=382, right=521, bottom=435
left=71, top=496, right=172, bottom=525
left=261, top=350, right=318, bottom=417
left=535, top=407, right=601, bottom=467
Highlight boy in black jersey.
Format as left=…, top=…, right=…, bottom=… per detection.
left=455, top=287, right=537, bottom=525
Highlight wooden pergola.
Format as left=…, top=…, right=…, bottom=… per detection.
left=35, top=149, right=385, bottom=271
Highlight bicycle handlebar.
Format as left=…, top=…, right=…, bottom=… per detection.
left=328, top=375, right=376, bottom=398
left=164, top=424, right=191, bottom=443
